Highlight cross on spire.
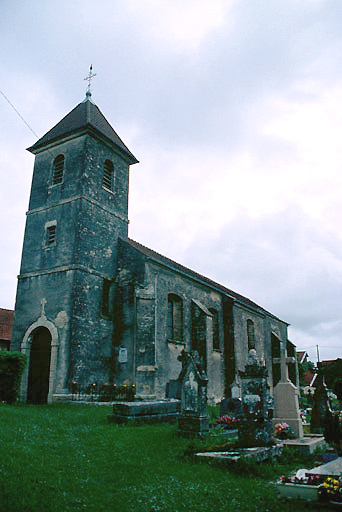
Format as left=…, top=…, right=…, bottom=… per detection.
left=84, top=65, right=97, bottom=97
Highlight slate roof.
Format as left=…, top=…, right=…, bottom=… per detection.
left=0, top=308, right=13, bottom=341
left=124, top=238, right=287, bottom=323
left=27, top=96, right=138, bottom=164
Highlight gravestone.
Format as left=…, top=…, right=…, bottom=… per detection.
left=166, top=379, right=181, bottom=399
left=311, top=363, right=330, bottom=434
left=177, top=350, right=209, bottom=435
left=220, top=397, right=243, bottom=419
left=237, top=349, right=274, bottom=446
left=273, top=342, right=303, bottom=438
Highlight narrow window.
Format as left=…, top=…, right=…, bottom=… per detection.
left=46, top=225, right=56, bottom=246
left=103, top=160, right=114, bottom=191
left=102, top=279, right=114, bottom=317
left=53, top=155, right=64, bottom=185
left=247, top=319, right=255, bottom=350
left=209, top=308, right=220, bottom=350
left=168, top=294, right=183, bottom=341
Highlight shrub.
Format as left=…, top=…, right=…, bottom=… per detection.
left=0, top=351, right=27, bottom=403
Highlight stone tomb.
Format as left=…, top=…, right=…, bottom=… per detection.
left=196, top=444, right=283, bottom=464
left=237, top=349, right=274, bottom=446
left=107, top=399, right=180, bottom=424
left=306, top=456, right=342, bottom=478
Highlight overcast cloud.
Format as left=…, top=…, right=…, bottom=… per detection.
left=1, top=0, right=342, bottom=363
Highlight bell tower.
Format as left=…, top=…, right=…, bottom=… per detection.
left=11, top=84, right=138, bottom=402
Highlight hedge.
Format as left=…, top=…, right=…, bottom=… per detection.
left=0, top=351, right=27, bottom=404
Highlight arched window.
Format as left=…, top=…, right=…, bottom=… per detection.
left=103, top=159, right=114, bottom=191
left=247, top=319, right=255, bottom=350
left=52, top=155, right=64, bottom=185
left=168, top=294, right=183, bottom=341
left=209, top=308, right=220, bottom=350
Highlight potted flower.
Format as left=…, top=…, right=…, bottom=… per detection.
left=274, top=422, right=295, bottom=440
left=275, top=470, right=325, bottom=501
left=216, top=416, right=238, bottom=429
left=318, top=476, right=342, bottom=504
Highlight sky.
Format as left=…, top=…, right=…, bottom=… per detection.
left=1, top=0, right=342, bottom=364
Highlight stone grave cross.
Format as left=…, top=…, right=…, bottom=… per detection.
left=273, top=341, right=295, bottom=383
left=272, top=341, right=303, bottom=438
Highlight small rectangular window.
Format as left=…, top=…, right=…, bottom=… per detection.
left=46, top=225, right=56, bottom=245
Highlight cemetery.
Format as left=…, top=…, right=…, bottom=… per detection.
left=1, top=346, right=341, bottom=511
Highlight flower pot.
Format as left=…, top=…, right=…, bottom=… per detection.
left=275, top=482, right=319, bottom=501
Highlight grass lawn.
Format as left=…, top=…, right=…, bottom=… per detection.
left=0, top=404, right=329, bottom=512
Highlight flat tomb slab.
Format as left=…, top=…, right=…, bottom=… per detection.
left=306, top=456, right=342, bottom=477
left=108, top=399, right=180, bottom=424
left=196, top=444, right=283, bottom=463
left=282, top=436, right=326, bottom=454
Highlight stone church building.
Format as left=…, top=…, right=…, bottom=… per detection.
left=10, top=92, right=291, bottom=403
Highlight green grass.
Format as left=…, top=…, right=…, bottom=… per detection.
left=0, top=404, right=328, bottom=512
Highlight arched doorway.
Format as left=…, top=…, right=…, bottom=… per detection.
left=27, top=327, right=52, bottom=404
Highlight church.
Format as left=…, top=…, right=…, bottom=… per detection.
left=10, top=88, right=292, bottom=404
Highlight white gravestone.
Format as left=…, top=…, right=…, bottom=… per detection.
left=273, top=341, right=303, bottom=438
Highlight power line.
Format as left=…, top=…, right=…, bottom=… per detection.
left=0, top=89, right=39, bottom=139
left=297, top=346, right=342, bottom=349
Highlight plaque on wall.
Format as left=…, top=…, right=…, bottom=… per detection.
left=119, top=347, right=128, bottom=363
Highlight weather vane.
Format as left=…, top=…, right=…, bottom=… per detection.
left=84, top=65, right=97, bottom=96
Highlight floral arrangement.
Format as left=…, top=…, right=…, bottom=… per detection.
left=318, top=476, right=342, bottom=503
left=274, top=422, right=295, bottom=439
left=280, top=473, right=324, bottom=486
left=216, top=416, right=238, bottom=427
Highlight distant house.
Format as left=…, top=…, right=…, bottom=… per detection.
left=0, top=308, right=13, bottom=350
left=297, top=350, right=317, bottom=392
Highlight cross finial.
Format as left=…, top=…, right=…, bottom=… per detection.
left=84, top=65, right=97, bottom=98
left=40, top=298, right=47, bottom=317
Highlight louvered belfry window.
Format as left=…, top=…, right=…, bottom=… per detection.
left=103, top=160, right=114, bottom=190
left=46, top=225, right=56, bottom=245
left=53, top=155, right=64, bottom=185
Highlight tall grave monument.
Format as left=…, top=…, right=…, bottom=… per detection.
left=177, top=350, right=209, bottom=436
left=273, top=342, right=303, bottom=438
